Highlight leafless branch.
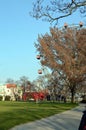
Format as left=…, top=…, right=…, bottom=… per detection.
left=30, top=0, right=86, bottom=24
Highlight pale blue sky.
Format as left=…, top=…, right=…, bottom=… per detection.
left=0, top=0, right=85, bottom=83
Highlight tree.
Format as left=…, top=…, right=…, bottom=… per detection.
left=35, top=24, right=86, bottom=103
left=5, top=78, right=15, bottom=84
left=19, top=76, right=32, bottom=93
left=30, top=0, right=86, bottom=24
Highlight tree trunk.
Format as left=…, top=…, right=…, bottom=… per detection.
left=71, top=91, right=75, bottom=103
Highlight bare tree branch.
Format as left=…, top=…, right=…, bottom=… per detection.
left=30, top=0, right=86, bottom=24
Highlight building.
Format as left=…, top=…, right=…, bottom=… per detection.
left=0, top=84, right=21, bottom=101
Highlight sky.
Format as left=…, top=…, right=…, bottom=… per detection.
left=0, top=0, right=85, bottom=83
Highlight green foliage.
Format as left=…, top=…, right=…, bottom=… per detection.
left=0, top=101, right=78, bottom=130
left=5, top=96, right=11, bottom=101
left=0, top=96, right=3, bottom=101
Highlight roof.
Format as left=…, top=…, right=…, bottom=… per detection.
left=6, top=84, right=16, bottom=88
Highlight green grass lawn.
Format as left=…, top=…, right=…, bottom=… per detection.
left=0, top=101, right=78, bottom=130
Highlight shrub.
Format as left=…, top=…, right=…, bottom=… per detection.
left=0, top=96, right=3, bottom=101
left=5, top=96, right=11, bottom=101
left=80, top=100, right=86, bottom=103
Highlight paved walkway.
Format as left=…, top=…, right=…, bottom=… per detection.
left=10, top=105, right=85, bottom=130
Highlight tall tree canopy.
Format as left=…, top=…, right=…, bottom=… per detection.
left=31, top=0, right=86, bottom=24
left=35, top=24, right=86, bottom=102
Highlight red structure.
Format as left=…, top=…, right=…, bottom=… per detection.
left=22, top=91, right=45, bottom=101
left=6, top=84, right=16, bottom=88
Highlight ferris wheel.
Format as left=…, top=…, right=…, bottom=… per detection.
left=36, top=54, right=52, bottom=80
